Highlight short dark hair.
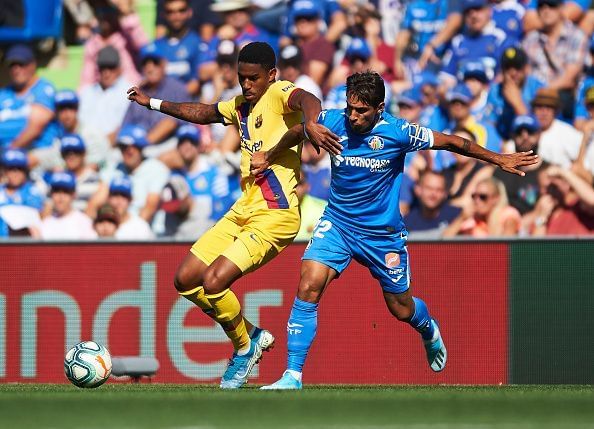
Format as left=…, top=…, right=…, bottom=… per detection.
left=238, top=42, right=276, bottom=70
left=346, top=71, right=384, bottom=108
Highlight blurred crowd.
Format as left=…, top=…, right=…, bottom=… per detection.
left=2, top=0, right=594, bottom=240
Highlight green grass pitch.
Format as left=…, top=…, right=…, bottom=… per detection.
left=0, top=384, right=593, bottom=428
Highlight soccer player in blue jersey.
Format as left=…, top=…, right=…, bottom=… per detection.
left=251, top=71, right=538, bottom=389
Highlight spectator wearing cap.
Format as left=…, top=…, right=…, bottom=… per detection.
left=154, top=0, right=204, bottom=96
left=54, top=90, right=80, bottom=137
left=531, top=88, right=589, bottom=171
left=414, top=72, right=448, bottom=132
left=79, top=2, right=148, bottom=90
left=78, top=46, right=133, bottom=165
left=325, top=38, right=391, bottom=110
left=394, top=0, right=448, bottom=76
left=486, top=46, right=545, bottom=140
left=198, top=0, right=276, bottom=83
left=440, top=0, right=512, bottom=88
left=291, top=0, right=337, bottom=89
left=165, top=124, right=237, bottom=238
left=445, top=82, right=502, bottom=155
left=490, top=115, right=544, bottom=217
left=284, top=0, right=347, bottom=44
left=107, top=177, right=155, bottom=240
left=121, top=42, right=188, bottom=157
left=40, top=172, right=97, bottom=240
left=277, top=44, right=323, bottom=102
left=522, top=0, right=587, bottom=118
left=89, top=125, right=170, bottom=223
left=0, top=149, right=44, bottom=238
left=93, top=203, right=120, bottom=238
left=58, top=134, right=100, bottom=212
left=460, top=61, right=492, bottom=124
left=0, top=44, right=59, bottom=169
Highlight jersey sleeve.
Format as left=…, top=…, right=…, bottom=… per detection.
left=268, top=81, right=299, bottom=114
left=397, top=119, right=434, bottom=153
left=32, top=81, right=55, bottom=111
left=216, top=97, right=238, bottom=126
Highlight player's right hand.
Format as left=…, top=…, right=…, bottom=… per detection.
left=304, top=122, right=342, bottom=155
left=250, top=151, right=270, bottom=176
left=127, top=86, right=150, bottom=108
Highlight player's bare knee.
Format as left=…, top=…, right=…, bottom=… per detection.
left=297, top=278, right=324, bottom=303
left=202, top=267, right=228, bottom=295
left=173, top=264, right=200, bottom=293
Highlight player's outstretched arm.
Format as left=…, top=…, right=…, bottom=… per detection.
left=288, top=89, right=341, bottom=155
left=431, top=130, right=539, bottom=176
left=250, top=124, right=305, bottom=176
left=127, top=86, right=221, bottom=124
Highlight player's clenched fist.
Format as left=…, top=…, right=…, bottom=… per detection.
left=127, top=87, right=150, bottom=108
left=250, top=151, right=270, bottom=176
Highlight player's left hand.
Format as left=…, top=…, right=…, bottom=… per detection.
left=250, top=151, right=269, bottom=176
left=498, top=150, right=539, bottom=176
left=304, top=122, right=342, bottom=155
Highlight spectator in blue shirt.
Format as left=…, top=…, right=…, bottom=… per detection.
left=325, top=38, right=392, bottom=109
left=461, top=61, right=493, bottom=124
left=154, top=0, right=204, bottom=96
left=0, top=45, right=59, bottom=170
left=283, top=0, right=347, bottom=43
left=0, top=149, right=44, bottom=237
left=122, top=43, right=188, bottom=157
left=440, top=0, right=511, bottom=87
left=394, top=0, right=448, bottom=74
left=491, top=0, right=526, bottom=44
left=164, top=124, right=237, bottom=238
left=414, top=71, right=449, bottom=132
left=486, top=46, right=545, bottom=139
left=404, top=170, right=462, bottom=239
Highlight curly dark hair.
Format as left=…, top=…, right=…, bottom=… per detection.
left=238, top=42, right=276, bottom=70
left=346, top=71, right=385, bottom=108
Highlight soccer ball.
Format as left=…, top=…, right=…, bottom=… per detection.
left=64, top=341, right=112, bottom=388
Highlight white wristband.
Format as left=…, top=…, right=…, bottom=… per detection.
left=149, top=98, right=163, bottom=111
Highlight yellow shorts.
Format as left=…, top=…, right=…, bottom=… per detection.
left=190, top=207, right=300, bottom=273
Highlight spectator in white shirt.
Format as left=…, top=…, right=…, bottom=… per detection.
left=40, top=172, right=97, bottom=240
left=532, top=88, right=594, bottom=173
left=108, top=176, right=155, bottom=240
left=88, top=125, right=170, bottom=222
left=277, top=44, right=323, bottom=103
left=58, top=134, right=100, bottom=212
left=93, top=203, right=120, bottom=238
left=78, top=46, right=133, bottom=164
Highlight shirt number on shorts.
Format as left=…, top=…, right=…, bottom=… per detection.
left=313, top=220, right=332, bottom=239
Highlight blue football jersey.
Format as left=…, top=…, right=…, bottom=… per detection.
left=318, top=109, right=433, bottom=235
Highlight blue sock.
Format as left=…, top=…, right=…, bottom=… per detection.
left=286, top=297, right=318, bottom=373
left=407, top=297, right=435, bottom=341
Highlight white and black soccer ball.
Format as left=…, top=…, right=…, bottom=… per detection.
left=64, top=341, right=112, bottom=388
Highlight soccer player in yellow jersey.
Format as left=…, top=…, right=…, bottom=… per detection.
left=127, top=42, right=339, bottom=388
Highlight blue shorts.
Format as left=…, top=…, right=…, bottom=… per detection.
left=302, top=215, right=411, bottom=294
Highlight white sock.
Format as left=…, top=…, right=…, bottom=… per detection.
left=286, top=369, right=302, bottom=381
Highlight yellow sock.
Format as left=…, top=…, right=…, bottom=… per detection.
left=205, top=289, right=250, bottom=352
left=180, top=286, right=256, bottom=337
left=179, top=286, right=218, bottom=320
